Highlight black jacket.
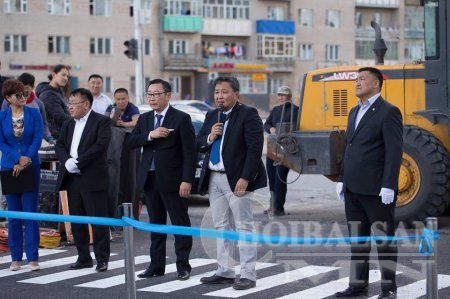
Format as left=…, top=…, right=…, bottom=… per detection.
left=263, top=101, right=299, bottom=133
left=36, top=82, right=70, bottom=139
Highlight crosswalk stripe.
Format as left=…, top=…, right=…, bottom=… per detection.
left=277, top=270, right=403, bottom=299
left=0, top=249, right=66, bottom=265
left=204, top=265, right=339, bottom=298
left=367, top=274, right=450, bottom=299
left=0, top=253, right=98, bottom=278
left=137, top=262, right=277, bottom=293
left=76, top=258, right=216, bottom=289
left=18, top=253, right=118, bottom=284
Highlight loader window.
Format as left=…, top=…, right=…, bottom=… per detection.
left=424, top=0, right=439, bottom=59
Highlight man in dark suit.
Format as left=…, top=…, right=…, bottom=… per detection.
left=335, top=67, right=403, bottom=299
left=55, top=88, right=111, bottom=273
left=263, top=86, right=299, bottom=216
left=197, top=76, right=266, bottom=290
left=128, top=79, right=196, bottom=281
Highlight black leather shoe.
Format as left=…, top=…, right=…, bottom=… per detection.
left=137, top=268, right=164, bottom=278
left=378, top=290, right=397, bottom=299
left=95, top=262, right=108, bottom=272
left=69, top=260, right=94, bottom=270
left=200, top=274, right=234, bottom=284
left=335, top=286, right=369, bottom=297
left=233, top=278, right=256, bottom=290
left=178, top=270, right=190, bottom=281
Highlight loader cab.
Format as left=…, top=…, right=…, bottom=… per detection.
left=421, top=0, right=450, bottom=128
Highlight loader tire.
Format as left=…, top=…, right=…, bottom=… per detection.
left=396, top=125, right=450, bottom=227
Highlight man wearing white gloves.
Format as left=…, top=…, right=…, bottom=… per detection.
left=335, top=67, right=403, bottom=299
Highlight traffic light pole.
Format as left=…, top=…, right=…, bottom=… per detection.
left=133, top=0, right=144, bottom=104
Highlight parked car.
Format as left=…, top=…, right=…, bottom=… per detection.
left=171, top=100, right=214, bottom=114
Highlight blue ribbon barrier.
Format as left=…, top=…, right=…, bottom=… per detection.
left=0, top=210, right=439, bottom=255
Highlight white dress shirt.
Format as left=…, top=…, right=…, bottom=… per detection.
left=355, top=92, right=379, bottom=129
left=70, top=110, right=92, bottom=159
left=92, top=93, right=113, bottom=115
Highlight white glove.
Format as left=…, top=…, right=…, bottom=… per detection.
left=65, top=158, right=80, bottom=174
left=379, top=187, right=395, bottom=205
left=336, top=182, right=344, bottom=201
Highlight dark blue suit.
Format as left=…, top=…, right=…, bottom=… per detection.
left=339, top=97, right=403, bottom=292
left=0, top=106, right=43, bottom=262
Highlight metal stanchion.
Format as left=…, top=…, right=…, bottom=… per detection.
left=121, top=203, right=136, bottom=299
left=426, top=217, right=438, bottom=299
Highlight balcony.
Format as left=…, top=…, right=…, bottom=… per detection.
left=202, top=19, right=252, bottom=36
left=355, top=26, right=400, bottom=39
left=355, top=0, right=399, bottom=8
left=405, top=28, right=424, bottom=39
left=164, top=54, right=204, bottom=70
left=259, top=58, right=295, bottom=72
left=163, top=15, right=203, bottom=32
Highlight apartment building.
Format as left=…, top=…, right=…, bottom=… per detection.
left=1, top=0, right=424, bottom=110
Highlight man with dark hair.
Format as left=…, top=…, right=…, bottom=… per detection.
left=128, top=79, right=196, bottom=281
left=55, top=88, right=111, bottom=273
left=88, top=74, right=112, bottom=115
left=197, top=76, right=267, bottom=290
left=335, top=67, right=402, bottom=299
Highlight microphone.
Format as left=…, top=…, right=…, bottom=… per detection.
left=217, top=104, right=224, bottom=123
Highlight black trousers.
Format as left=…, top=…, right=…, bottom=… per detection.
left=266, top=157, right=290, bottom=211
left=144, top=172, right=192, bottom=273
left=66, top=175, right=110, bottom=263
left=344, top=190, right=398, bottom=292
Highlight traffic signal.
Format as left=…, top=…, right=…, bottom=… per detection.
left=124, top=38, right=138, bottom=60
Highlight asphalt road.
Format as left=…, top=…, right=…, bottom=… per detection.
left=1, top=171, right=449, bottom=299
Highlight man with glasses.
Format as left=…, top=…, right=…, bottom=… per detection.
left=128, top=79, right=196, bottom=281
left=55, top=88, right=111, bottom=273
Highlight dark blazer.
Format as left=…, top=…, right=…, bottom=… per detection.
left=338, top=97, right=403, bottom=195
left=197, top=102, right=267, bottom=194
left=55, top=111, right=111, bottom=192
left=0, top=106, right=44, bottom=169
left=263, top=101, right=299, bottom=133
left=127, top=105, right=196, bottom=192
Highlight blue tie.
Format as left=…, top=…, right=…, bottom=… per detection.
left=210, top=113, right=226, bottom=165
left=150, top=114, right=163, bottom=170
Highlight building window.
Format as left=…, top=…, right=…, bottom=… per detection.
left=4, top=34, right=27, bottom=52
left=267, top=6, right=285, bottom=20
left=355, top=40, right=373, bottom=59
left=169, top=39, right=187, bottom=54
left=326, top=44, right=340, bottom=61
left=326, top=10, right=341, bottom=28
left=298, top=8, right=313, bottom=27
left=257, top=35, right=294, bottom=58
left=144, top=38, right=151, bottom=55
left=48, top=36, right=70, bottom=54
left=385, top=41, right=398, bottom=60
left=48, top=0, right=71, bottom=15
left=130, top=0, right=152, bottom=23
left=90, top=0, right=112, bottom=16
left=405, top=6, right=424, bottom=29
left=203, top=0, right=250, bottom=20
left=235, top=74, right=267, bottom=94
left=165, top=0, right=202, bottom=16
left=90, top=37, right=112, bottom=55
left=269, top=78, right=284, bottom=94
left=169, top=76, right=181, bottom=94
left=298, top=43, right=313, bottom=60
left=405, top=40, right=424, bottom=60
left=4, top=0, right=28, bottom=13
left=104, top=76, right=112, bottom=93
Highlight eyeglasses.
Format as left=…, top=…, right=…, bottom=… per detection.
left=13, top=92, right=29, bottom=99
left=68, top=100, right=87, bottom=106
left=146, top=91, right=167, bottom=98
